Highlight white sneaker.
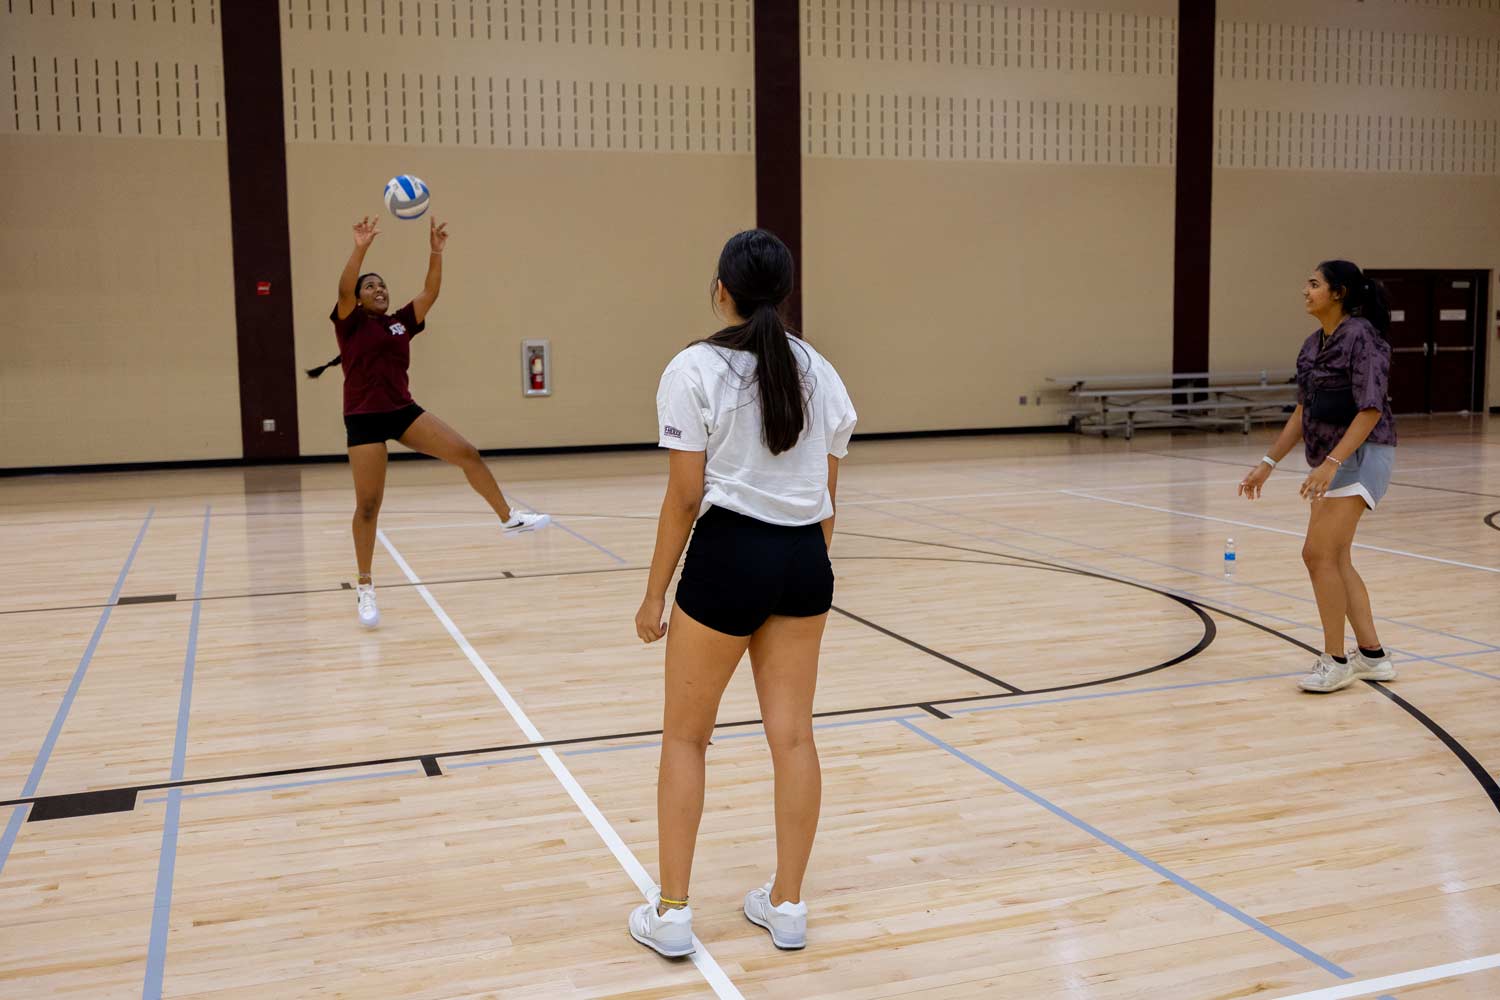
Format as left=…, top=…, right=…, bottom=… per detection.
left=1298, top=653, right=1359, bottom=693
left=1351, top=648, right=1397, bottom=682
left=744, top=879, right=807, bottom=950
left=501, top=510, right=551, bottom=535
left=355, top=583, right=380, bottom=629
left=628, top=887, right=695, bottom=958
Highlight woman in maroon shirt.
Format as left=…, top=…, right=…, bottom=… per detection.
left=316, top=216, right=549, bottom=628
left=1238, top=259, right=1397, bottom=694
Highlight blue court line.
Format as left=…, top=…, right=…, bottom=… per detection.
left=856, top=490, right=1499, bottom=655
left=1417, top=658, right=1500, bottom=682
left=952, top=671, right=1305, bottom=716
left=0, top=509, right=153, bottom=878
left=509, top=492, right=627, bottom=565
left=142, top=767, right=426, bottom=803
left=447, top=754, right=539, bottom=770
left=551, top=520, right=628, bottom=564
left=895, top=718, right=1360, bottom=981
left=142, top=505, right=210, bottom=1000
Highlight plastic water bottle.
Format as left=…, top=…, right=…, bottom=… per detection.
left=1224, top=537, right=1236, bottom=580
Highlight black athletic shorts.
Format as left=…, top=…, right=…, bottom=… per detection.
left=344, top=403, right=425, bottom=448
left=675, top=506, right=834, bottom=637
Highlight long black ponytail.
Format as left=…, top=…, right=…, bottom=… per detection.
left=703, top=230, right=806, bottom=455
left=1317, top=259, right=1392, bottom=337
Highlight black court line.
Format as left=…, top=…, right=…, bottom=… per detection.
left=21, top=531, right=1493, bottom=821
left=1486, top=511, right=1499, bottom=532
left=420, top=756, right=443, bottom=777
left=1, top=552, right=1213, bottom=818
left=0, top=564, right=647, bottom=618
left=831, top=604, right=1024, bottom=694
left=117, top=593, right=177, bottom=606
left=1183, top=597, right=1500, bottom=818
left=844, top=532, right=1500, bottom=817
left=918, top=704, right=952, bottom=720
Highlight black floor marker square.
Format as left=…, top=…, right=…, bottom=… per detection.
left=117, top=594, right=176, bottom=606
left=28, top=788, right=138, bottom=822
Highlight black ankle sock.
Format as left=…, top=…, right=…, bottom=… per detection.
left=1359, top=646, right=1386, bottom=659
left=1331, top=654, right=1348, bottom=665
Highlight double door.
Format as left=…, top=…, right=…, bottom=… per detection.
left=1368, top=270, right=1489, bottom=414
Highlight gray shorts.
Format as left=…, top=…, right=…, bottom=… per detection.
left=1327, top=443, right=1395, bottom=509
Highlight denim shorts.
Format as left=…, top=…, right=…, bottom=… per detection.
left=1326, top=443, right=1395, bottom=509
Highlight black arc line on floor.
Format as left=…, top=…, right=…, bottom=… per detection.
left=4, top=550, right=1213, bottom=819
left=1485, top=510, right=1499, bottom=532
left=26, top=530, right=1491, bottom=819
left=1171, top=591, right=1500, bottom=818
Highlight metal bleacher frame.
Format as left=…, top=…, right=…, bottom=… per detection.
left=1049, top=369, right=1298, bottom=440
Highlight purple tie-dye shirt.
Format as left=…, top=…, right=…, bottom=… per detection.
left=1294, top=315, right=1398, bottom=467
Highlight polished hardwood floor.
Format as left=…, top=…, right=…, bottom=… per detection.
left=2, top=417, right=1497, bottom=999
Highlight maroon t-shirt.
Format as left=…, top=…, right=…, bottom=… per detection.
left=329, top=301, right=425, bottom=415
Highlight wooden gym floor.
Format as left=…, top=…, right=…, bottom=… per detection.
left=2, top=417, right=1498, bottom=999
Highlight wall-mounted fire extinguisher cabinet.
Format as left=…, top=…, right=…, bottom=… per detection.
left=521, top=340, right=551, bottom=397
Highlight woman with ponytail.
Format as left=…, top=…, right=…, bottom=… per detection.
left=1238, top=260, right=1399, bottom=693
left=314, top=216, right=549, bottom=630
left=628, top=230, right=857, bottom=957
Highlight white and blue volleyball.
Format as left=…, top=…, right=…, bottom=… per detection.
left=383, top=174, right=430, bottom=220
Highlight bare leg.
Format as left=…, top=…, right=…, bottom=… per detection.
left=655, top=605, right=749, bottom=912
left=748, top=613, right=828, bottom=906
left=348, top=443, right=389, bottom=580
left=1338, top=548, right=1381, bottom=650
left=1302, top=497, right=1367, bottom=655
left=399, top=412, right=513, bottom=521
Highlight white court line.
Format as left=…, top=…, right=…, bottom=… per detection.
left=1060, top=491, right=1500, bottom=574
left=1268, top=951, right=1500, bottom=1000
left=841, top=477, right=1254, bottom=508
left=376, top=529, right=743, bottom=999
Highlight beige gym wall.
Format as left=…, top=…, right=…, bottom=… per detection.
left=0, top=2, right=239, bottom=469
left=1210, top=0, right=1500, bottom=408
left=281, top=3, right=758, bottom=456
left=802, top=0, right=1181, bottom=433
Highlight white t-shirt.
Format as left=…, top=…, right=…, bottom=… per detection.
left=655, top=335, right=857, bottom=526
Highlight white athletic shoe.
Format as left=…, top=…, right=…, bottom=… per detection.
left=1351, top=648, right=1397, bottom=682
left=744, top=879, right=808, bottom=950
left=1298, top=653, right=1359, bottom=693
left=628, top=887, right=695, bottom=958
left=501, top=510, right=551, bottom=535
left=355, top=583, right=380, bottom=629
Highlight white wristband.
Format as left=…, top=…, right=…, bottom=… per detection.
left=1260, top=455, right=1278, bottom=469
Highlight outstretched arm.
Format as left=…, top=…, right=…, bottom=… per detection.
left=337, top=216, right=380, bottom=320
left=411, top=218, right=448, bottom=324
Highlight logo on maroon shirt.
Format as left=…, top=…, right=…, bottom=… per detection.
left=388, top=322, right=407, bottom=337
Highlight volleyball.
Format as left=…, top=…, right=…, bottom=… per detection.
left=383, top=174, right=430, bottom=220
